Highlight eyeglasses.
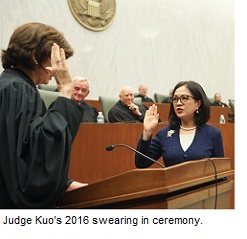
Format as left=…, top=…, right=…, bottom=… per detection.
left=172, top=94, right=194, bottom=104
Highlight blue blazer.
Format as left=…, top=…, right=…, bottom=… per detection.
left=135, top=124, right=224, bottom=168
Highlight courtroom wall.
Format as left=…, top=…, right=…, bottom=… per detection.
left=0, top=0, right=234, bottom=103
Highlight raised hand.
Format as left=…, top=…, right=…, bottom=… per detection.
left=142, top=104, right=159, bottom=140
left=46, top=43, right=73, bottom=98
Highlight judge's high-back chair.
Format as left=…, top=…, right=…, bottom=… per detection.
left=99, top=96, right=118, bottom=122
left=228, top=99, right=235, bottom=113
left=154, top=93, right=167, bottom=103
left=38, top=89, right=59, bottom=108
left=38, top=84, right=58, bottom=92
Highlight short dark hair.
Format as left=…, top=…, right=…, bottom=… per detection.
left=169, top=81, right=210, bottom=128
left=1, top=22, right=74, bottom=70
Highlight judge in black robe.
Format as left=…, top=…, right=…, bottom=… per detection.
left=135, top=85, right=154, bottom=103
left=0, top=68, right=84, bottom=208
left=0, top=22, right=85, bottom=209
left=108, top=86, right=148, bottom=123
left=108, top=100, right=147, bottom=123
left=71, top=77, right=102, bottom=122
left=211, top=93, right=229, bottom=107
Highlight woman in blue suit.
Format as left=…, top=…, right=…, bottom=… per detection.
left=135, top=81, right=224, bottom=168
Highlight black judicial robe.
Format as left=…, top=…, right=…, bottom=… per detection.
left=0, top=68, right=84, bottom=208
left=79, top=101, right=99, bottom=122
left=108, top=100, right=147, bottom=123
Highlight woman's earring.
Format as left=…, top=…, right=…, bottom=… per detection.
left=34, top=59, right=38, bottom=65
left=196, top=108, right=199, bottom=114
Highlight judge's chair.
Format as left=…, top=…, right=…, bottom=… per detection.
left=154, top=93, right=167, bottom=103
left=228, top=99, right=235, bottom=123
left=228, top=99, right=235, bottom=112
left=208, top=97, right=214, bottom=104
left=38, top=89, right=59, bottom=108
left=99, top=96, right=118, bottom=122
left=38, top=84, right=58, bottom=92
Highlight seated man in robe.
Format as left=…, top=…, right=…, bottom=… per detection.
left=71, top=77, right=99, bottom=122
left=135, top=84, right=154, bottom=103
left=108, top=86, right=149, bottom=123
left=211, top=93, right=229, bottom=107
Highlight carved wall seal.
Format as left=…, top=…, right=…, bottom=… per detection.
left=68, top=0, right=116, bottom=32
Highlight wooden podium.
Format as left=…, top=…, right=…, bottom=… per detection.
left=59, top=158, right=234, bottom=209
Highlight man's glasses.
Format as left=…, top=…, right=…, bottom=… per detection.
left=172, top=94, right=194, bottom=104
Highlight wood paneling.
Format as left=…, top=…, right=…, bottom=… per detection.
left=69, top=123, right=234, bottom=184
left=85, top=99, right=102, bottom=112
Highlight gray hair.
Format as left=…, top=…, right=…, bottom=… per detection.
left=73, top=76, right=90, bottom=88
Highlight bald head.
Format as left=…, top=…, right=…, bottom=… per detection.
left=119, top=86, right=134, bottom=106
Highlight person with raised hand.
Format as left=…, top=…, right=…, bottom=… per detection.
left=135, top=81, right=224, bottom=168
left=0, top=22, right=87, bottom=209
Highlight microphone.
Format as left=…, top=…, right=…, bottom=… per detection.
left=106, top=144, right=165, bottom=168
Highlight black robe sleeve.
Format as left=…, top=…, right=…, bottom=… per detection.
left=0, top=71, right=84, bottom=208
